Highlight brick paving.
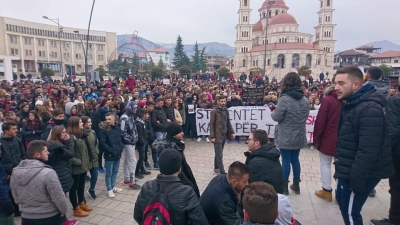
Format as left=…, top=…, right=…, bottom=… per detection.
left=13, top=140, right=391, bottom=225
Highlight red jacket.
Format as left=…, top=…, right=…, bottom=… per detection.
left=125, top=78, right=136, bottom=90
left=313, top=86, right=342, bottom=156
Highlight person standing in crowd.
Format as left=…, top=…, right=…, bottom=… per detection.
left=134, top=149, right=208, bottom=225
left=0, top=158, right=14, bottom=225
left=226, top=91, right=242, bottom=144
left=99, top=112, right=124, bottom=198
left=334, top=66, right=394, bottom=225
left=143, top=101, right=159, bottom=170
left=370, top=81, right=400, bottom=225
left=67, top=117, right=93, bottom=217
left=163, top=96, right=175, bottom=122
left=124, top=74, right=137, bottom=91
left=120, top=101, right=141, bottom=189
left=197, top=94, right=213, bottom=143
left=242, top=182, right=279, bottom=225
left=184, top=93, right=198, bottom=140
left=210, top=96, right=235, bottom=174
left=81, top=116, right=100, bottom=200
left=135, top=109, right=151, bottom=179
left=200, top=161, right=249, bottom=225
left=92, top=97, right=109, bottom=174
left=152, top=97, right=168, bottom=139
left=173, top=99, right=183, bottom=126
left=313, top=84, right=342, bottom=202
left=152, top=122, right=200, bottom=197
left=21, top=110, right=44, bottom=148
left=245, top=129, right=283, bottom=194
left=0, top=121, right=25, bottom=217
left=41, top=108, right=65, bottom=140
left=271, top=72, right=309, bottom=195
left=365, top=66, right=390, bottom=98
left=10, top=140, right=68, bottom=225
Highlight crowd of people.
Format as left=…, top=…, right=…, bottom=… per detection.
left=0, top=65, right=398, bottom=225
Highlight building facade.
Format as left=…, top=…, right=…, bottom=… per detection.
left=205, top=53, right=227, bottom=72
left=231, top=0, right=336, bottom=80
left=0, top=16, right=117, bottom=79
left=147, top=47, right=171, bottom=70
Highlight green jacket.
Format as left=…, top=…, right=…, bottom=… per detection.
left=83, top=129, right=99, bottom=169
left=70, top=135, right=90, bottom=175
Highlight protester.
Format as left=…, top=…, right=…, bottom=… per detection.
left=10, top=140, right=68, bottom=225
left=135, top=109, right=151, bottom=180
left=41, top=108, right=65, bottom=140
left=152, top=97, right=168, bottom=139
left=271, top=72, right=309, bottom=195
left=91, top=97, right=109, bottom=173
left=134, top=149, right=208, bottom=225
left=226, top=91, right=242, bottom=144
left=143, top=101, right=159, bottom=170
left=0, top=159, right=14, bottom=225
left=196, top=93, right=213, bottom=142
left=21, top=110, right=44, bottom=148
left=334, top=66, right=394, bottom=225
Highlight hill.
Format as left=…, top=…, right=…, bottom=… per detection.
left=363, top=40, right=400, bottom=52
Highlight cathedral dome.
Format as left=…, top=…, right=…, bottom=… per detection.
left=269, top=13, right=297, bottom=25
left=252, top=20, right=263, bottom=32
left=259, top=0, right=289, bottom=12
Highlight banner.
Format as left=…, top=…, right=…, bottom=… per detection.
left=196, top=107, right=318, bottom=143
left=242, top=88, right=264, bottom=101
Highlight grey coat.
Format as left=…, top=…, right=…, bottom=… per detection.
left=10, top=159, right=68, bottom=219
left=271, top=87, right=310, bottom=150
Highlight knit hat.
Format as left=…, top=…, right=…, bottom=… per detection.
left=98, top=97, right=108, bottom=107
left=166, top=122, right=183, bottom=137
left=35, top=100, right=43, bottom=106
left=158, top=149, right=182, bottom=175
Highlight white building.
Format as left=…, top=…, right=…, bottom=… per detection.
left=231, top=0, right=336, bottom=80
left=147, top=47, right=171, bottom=70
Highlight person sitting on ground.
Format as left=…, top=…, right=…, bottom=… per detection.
left=134, top=149, right=208, bottom=225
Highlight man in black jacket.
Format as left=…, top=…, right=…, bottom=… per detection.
left=163, top=96, right=175, bottom=122
left=41, top=108, right=65, bottom=140
left=91, top=97, right=110, bottom=173
left=0, top=121, right=26, bottom=217
left=334, top=66, right=394, bottom=225
left=143, top=101, right=159, bottom=170
left=152, top=97, right=168, bottom=139
left=371, top=85, right=400, bottom=225
left=245, top=129, right=283, bottom=194
left=135, top=109, right=151, bottom=179
left=200, top=161, right=249, bottom=225
left=134, top=149, right=208, bottom=225
left=226, top=91, right=242, bottom=144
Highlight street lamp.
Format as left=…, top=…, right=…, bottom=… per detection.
left=263, top=0, right=275, bottom=77
left=42, top=16, right=64, bottom=80
left=74, top=30, right=87, bottom=82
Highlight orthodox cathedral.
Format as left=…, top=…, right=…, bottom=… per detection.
left=230, top=0, right=336, bottom=80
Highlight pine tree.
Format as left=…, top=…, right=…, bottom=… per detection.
left=173, top=35, right=186, bottom=70
left=158, top=58, right=164, bottom=69
left=191, top=42, right=201, bottom=72
left=200, top=47, right=207, bottom=72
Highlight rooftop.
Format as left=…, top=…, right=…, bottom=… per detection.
left=147, top=47, right=168, bottom=53
left=370, top=50, right=400, bottom=59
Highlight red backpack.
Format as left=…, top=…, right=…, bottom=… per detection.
left=142, top=182, right=180, bottom=225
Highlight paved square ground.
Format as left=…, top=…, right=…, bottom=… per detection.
left=14, top=140, right=391, bottom=225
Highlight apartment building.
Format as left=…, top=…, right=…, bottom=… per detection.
left=205, top=53, right=227, bottom=72
left=147, top=47, right=171, bottom=70
left=0, top=16, right=117, bottom=79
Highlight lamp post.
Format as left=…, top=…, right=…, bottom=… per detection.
left=43, top=16, right=64, bottom=80
left=74, top=30, right=87, bottom=82
left=263, top=0, right=275, bottom=77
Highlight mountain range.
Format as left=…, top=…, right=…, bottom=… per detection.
left=363, top=40, right=400, bottom=52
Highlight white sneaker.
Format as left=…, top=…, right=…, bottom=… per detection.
left=107, top=190, right=115, bottom=198
left=196, top=137, right=202, bottom=143
left=206, top=137, right=210, bottom=143
left=113, top=187, right=123, bottom=193
left=310, top=145, right=315, bottom=150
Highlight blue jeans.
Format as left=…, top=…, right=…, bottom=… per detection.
left=280, top=149, right=301, bottom=181
left=89, top=167, right=98, bottom=191
left=105, top=160, right=120, bottom=191
left=336, top=179, right=380, bottom=225
left=155, top=132, right=165, bottom=139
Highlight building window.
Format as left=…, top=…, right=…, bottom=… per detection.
left=327, top=0, right=331, bottom=6
left=75, top=54, right=82, bottom=59
left=395, top=60, right=399, bottom=63
left=9, top=35, right=18, bottom=43
left=38, top=39, right=45, bottom=46
left=38, top=51, right=45, bottom=57
left=50, top=41, right=57, bottom=47
left=242, top=31, right=249, bottom=37
left=75, top=43, right=82, bottom=49
left=297, top=37, right=304, bottom=43
left=277, top=54, right=285, bottom=68
left=275, top=10, right=279, bottom=16
left=326, top=15, right=331, bottom=22
left=63, top=53, right=70, bottom=59
left=321, top=1, right=323, bottom=8
left=50, top=52, right=58, bottom=58
left=25, top=50, right=32, bottom=56
left=244, top=0, right=247, bottom=6
left=98, top=55, right=104, bottom=60
left=306, top=54, right=312, bottom=67
left=324, top=30, right=331, bottom=37
left=324, top=46, right=331, bottom=52
left=240, top=47, right=248, bottom=53
left=292, top=54, right=300, bottom=68
left=268, top=10, right=272, bottom=17
left=279, top=37, right=287, bottom=43
left=262, top=12, right=266, bottom=18
left=97, top=44, right=104, bottom=51
left=11, top=48, right=19, bottom=55
left=24, top=37, right=32, bottom=45
left=243, top=16, right=248, bottom=22
left=282, top=10, right=285, bottom=13
left=63, top=42, right=70, bottom=49
left=267, top=59, right=270, bottom=66
left=242, top=59, right=246, bottom=67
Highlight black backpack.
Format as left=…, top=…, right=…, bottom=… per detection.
left=142, top=182, right=180, bottom=225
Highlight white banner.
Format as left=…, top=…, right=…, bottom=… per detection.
left=196, top=107, right=318, bottom=143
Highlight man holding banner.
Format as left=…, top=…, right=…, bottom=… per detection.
left=210, top=96, right=235, bottom=174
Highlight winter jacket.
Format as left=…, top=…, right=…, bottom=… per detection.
left=41, top=118, right=65, bottom=140
left=120, top=114, right=138, bottom=145
left=387, top=93, right=400, bottom=159
left=227, top=98, right=243, bottom=108
left=70, top=134, right=90, bottom=175
left=134, top=175, right=209, bottom=225
left=178, top=102, right=186, bottom=125
left=366, top=80, right=390, bottom=99
left=152, top=136, right=200, bottom=197
left=124, top=77, right=136, bottom=90
left=0, top=136, right=26, bottom=175
left=152, top=106, right=168, bottom=133
left=10, top=159, right=68, bottom=219
left=21, top=121, right=44, bottom=142
left=0, top=161, right=13, bottom=217
left=334, top=84, right=394, bottom=194
left=271, top=87, right=310, bottom=150
left=210, top=106, right=235, bottom=144
left=174, top=109, right=183, bottom=125
left=83, top=129, right=99, bottom=169
left=46, top=140, right=74, bottom=192
left=135, top=118, right=148, bottom=146
left=163, top=104, right=175, bottom=122
left=99, top=122, right=124, bottom=161
left=245, top=143, right=283, bottom=194
left=147, top=112, right=156, bottom=141
left=92, top=107, right=108, bottom=136
left=313, top=86, right=342, bottom=156
left=197, top=100, right=213, bottom=109
left=200, top=174, right=241, bottom=225
left=64, top=102, right=77, bottom=126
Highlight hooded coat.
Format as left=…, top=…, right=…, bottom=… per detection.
left=0, top=136, right=26, bottom=175
left=366, top=80, right=390, bottom=99
left=64, top=102, right=77, bottom=126
left=120, top=101, right=138, bottom=145
left=334, top=84, right=394, bottom=194
left=10, top=159, right=68, bottom=219
left=46, top=140, right=74, bottom=192
left=99, top=121, right=124, bottom=161
left=313, top=86, right=342, bottom=156
left=271, top=87, right=310, bottom=150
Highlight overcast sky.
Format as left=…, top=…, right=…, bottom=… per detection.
left=1, top=0, right=399, bottom=51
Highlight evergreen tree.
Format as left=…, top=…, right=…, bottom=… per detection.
left=158, top=58, right=164, bottom=69
left=200, top=47, right=207, bottom=72
left=173, top=35, right=186, bottom=70
left=191, top=42, right=201, bottom=72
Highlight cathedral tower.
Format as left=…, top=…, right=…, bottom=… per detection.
left=314, top=0, right=336, bottom=68
left=234, top=0, right=253, bottom=75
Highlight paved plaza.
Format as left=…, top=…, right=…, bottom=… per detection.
left=14, top=140, right=391, bottom=225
